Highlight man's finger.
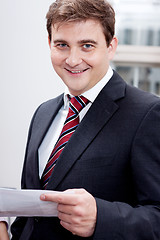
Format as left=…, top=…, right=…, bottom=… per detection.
left=40, top=192, right=78, bottom=205
left=40, top=188, right=86, bottom=204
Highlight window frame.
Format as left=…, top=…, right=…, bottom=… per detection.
left=113, top=45, right=160, bottom=67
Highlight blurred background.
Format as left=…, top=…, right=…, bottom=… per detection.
left=112, top=0, right=160, bottom=94
left=0, top=1, right=160, bottom=231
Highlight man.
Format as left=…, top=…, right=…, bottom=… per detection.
left=11, top=0, right=160, bottom=239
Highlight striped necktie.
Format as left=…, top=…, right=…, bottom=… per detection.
left=41, top=95, right=89, bottom=189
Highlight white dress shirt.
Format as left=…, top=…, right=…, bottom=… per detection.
left=38, top=66, right=113, bottom=178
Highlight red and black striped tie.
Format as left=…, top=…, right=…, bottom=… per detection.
left=41, top=95, right=89, bottom=189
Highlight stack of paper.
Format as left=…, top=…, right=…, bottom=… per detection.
left=0, top=188, right=59, bottom=217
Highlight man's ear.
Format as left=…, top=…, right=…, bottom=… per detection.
left=108, top=37, right=118, bottom=60
left=48, top=36, right=51, bottom=48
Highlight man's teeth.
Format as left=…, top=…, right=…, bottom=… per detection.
left=66, top=68, right=88, bottom=73
left=70, top=70, right=83, bottom=73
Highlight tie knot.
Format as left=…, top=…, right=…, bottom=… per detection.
left=69, top=95, right=89, bottom=114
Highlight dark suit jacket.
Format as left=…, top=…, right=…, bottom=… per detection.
left=11, top=71, right=160, bottom=240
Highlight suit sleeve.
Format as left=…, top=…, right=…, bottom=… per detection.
left=93, top=102, right=160, bottom=240
left=11, top=106, right=41, bottom=239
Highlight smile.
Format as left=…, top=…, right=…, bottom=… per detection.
left=65, top=68, right=89, bottom=74
left=70, top=70, right=83, bottom=73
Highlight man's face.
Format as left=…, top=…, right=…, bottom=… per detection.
left=49, top=19, right=117, bottom=96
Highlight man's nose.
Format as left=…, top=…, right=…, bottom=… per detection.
left=65, top=48, right=82, bottom=67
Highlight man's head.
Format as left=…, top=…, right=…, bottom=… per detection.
left=46, top=0, right=115, bottom=47
left=46, top=0, right=118, bottom=96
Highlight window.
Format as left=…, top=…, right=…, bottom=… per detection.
left=110, top=0, right=160, bottom=95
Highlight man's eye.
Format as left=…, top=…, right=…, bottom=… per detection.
left=83, top=44, right=93, bottom=49
left=55, top=43, right=68, bottom=49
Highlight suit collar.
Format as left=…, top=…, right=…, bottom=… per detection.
left=46, top=71, right=126, bottom=190
left=104, top=70, right=126, bottom=101
left=37, top=95, right=64, bottom=150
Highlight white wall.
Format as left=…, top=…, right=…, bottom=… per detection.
left=0, top=0, right=64, bottom=189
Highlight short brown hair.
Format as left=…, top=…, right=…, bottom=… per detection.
left=46, top=0, right=115, bottom=46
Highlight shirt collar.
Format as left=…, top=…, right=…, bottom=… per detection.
left=63, top=66, right=113, bottom=108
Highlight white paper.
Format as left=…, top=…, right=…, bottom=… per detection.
left=0, top=188, right=61, bottom=217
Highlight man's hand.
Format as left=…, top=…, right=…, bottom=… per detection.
left=40, top=188, right=97, bottom=237
left=0, top=221, right=9, bottom=240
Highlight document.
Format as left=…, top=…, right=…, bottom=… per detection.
left=0, top=188, right=62, bottom=217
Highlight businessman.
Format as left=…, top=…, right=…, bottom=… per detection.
left=11, top=0, right=160, bottom=239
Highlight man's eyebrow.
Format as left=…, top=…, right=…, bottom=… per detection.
left=53, top=39, right=98, bottom=45
left=53, top=39, right=68, bottom=44
left=78, top=39, right=98, bottom=45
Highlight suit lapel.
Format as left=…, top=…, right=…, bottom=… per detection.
left=27, top=95, right=64, bottom=188
left=37, top=95, right=64, bottom=150
left=47, top=72, right=126, bottom=190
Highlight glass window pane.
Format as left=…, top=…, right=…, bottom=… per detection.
left=114, top=66, right=160, bottom=96
left=110, top=0, right=160, bottom=46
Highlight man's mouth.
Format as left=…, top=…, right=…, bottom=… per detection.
left=65, top=68, right=89, bottom=74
